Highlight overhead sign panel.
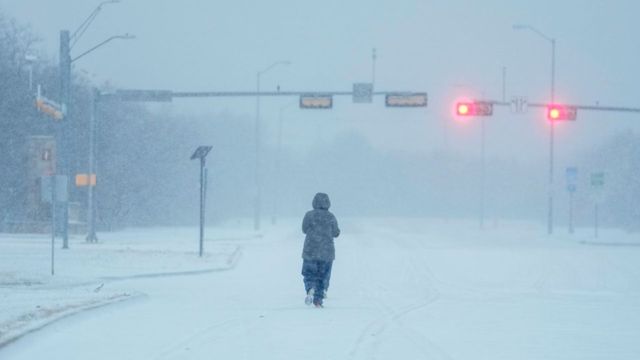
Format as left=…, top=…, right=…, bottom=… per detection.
left=353, top=83, right=373, bottom=103
left=300, top=94, right=333, bottom=109
left=385, top=93, right=427, bottom=107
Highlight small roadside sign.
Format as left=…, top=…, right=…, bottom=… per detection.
left=41, top=175, right=69, bottom=203
left=590, top=172, right=605, bottom=187
left=75, top=173, right=96, bottom=187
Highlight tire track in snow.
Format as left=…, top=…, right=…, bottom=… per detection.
left=151, top=318, right=240, bottom=360
left=349, top=234, right=447, bottom=360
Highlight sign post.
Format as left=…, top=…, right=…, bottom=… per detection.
left=565, top=167, right=578, bottom=234
left=41, top=175, right=68, bottom=274
left=590, top=172, right=605, bottom=238
left=191, top=146, right=212, bottom=257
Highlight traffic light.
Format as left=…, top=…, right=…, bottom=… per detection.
left=455, top=101, right=493, bottom=116
left=547, top=104, right=577, bottom=121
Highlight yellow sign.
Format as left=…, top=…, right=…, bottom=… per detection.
left=75, top=173, right=97, bottom=187
left=35, top=99, right=64, bottom=120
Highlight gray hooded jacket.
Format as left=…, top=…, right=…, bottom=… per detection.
left=302, top=193, right=340, bottom=261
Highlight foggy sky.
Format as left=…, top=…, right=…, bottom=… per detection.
left=2, top=0, right=640, bottom=165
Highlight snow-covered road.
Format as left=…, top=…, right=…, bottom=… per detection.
left=2, top=218, right=640, bottom=359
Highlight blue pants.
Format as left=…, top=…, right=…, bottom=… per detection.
left=301, top=260, right=333, bottom=301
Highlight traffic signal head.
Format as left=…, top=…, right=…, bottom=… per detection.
left=455, top=101, right=493, bottom=116
left=456, top=103, right=470, bottom=115
left=547, top=104, right=577, bottom=121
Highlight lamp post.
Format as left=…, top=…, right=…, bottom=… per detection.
left=254, top=60, right=290, bottom=231
left=56, top=0, right=132, bottom=243
left=271, top=101, right=297, bottom=225
left=82, top=35, right=135, bottom=244
left=513, top=24, right=556, bottom=235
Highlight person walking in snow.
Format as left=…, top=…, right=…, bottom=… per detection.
left=301, top=192, right=340, bottom=307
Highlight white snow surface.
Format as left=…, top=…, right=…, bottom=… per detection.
left=1, top=217, right=639, bottom=359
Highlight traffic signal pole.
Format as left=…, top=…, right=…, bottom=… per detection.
left=59, top=30, right=71, bottom=249
left=548, top=38, right=556, bottom=236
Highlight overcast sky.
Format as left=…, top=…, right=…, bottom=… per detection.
left=2, top=0, right=640, bottom=163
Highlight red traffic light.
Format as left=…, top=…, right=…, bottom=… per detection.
left=456, top=103, right=470, bottom=115
left=547, top=104, right=577, bottom=121
left=455, top=101, right=493, bottom=116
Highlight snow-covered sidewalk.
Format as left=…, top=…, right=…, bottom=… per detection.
left=0, top=226, right=245, bottom=347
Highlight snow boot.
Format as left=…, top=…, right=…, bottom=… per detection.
left=305, top=288, right=315, bottom=306
left=313, top=298, right=323, bottom=308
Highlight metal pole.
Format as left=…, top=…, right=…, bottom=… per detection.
left=569, top=191, right=574, bottom=234
left=254, top=73, right=262, bottom=231
left=59, top=30, right=71, bottom=249
left=51, top=176, right=56, bottom=276
left=372, top=48, right=377, bottom=90
left=501, top=66, right=506, bottom=102
left=547, top=38, right=556, bottom=236
left=87, top=89, right=98, bottom=242
left=594, top=203, right=599, bottom=238
left=199, top=157, right=205, bottom=257
left=272, top=107, right=285, bottom=225
left=480, top=116, right=485, bottom=229
left=28, top=64, right=34, bottom=91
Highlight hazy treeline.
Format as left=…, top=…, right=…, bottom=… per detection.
left=0, top=11, right=637, bottom=231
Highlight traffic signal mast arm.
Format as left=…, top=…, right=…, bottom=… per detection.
left=468, top=100, right=640, bottom=115
left=465, top=100, right=640, bottom=112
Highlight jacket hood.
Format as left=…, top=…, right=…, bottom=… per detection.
left=312, top=193, right=331, bottom=210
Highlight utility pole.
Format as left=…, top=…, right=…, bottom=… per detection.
left=512, top=24, right=557, bottom=235
left=372, top=48, right=377, bottom=90
left=502, top=66, right=507, bottom=102
left=86, top=89, right=98, bottom=242
left=58, top=30, right=71, bottom=249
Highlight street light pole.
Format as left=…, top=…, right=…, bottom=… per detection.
left=272, top=101, right=297, bottom=225
left=81, top=34, right=135, bottom=243
left=86, top=89, right=98, bottom=242
left=56, top=0, right=122, bottom=248
left=513, top=24, right=556, bottom=235
left=254, top=60, right=290, bottom=231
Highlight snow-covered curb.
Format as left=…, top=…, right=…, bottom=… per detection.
left=0, top=228, right=247, bottom=349
left=99, top=245, right=242, bottom=281
left=0, top=291, right=141, bottom=348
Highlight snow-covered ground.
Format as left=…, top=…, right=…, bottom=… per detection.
left=1, top=218, right=639, bottom=359
left=0, top=226, right=243, bottom=347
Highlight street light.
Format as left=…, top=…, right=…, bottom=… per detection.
left=254, top=60, right=290, bottom=231
left=513, top=23, right=557, bottom=235
left=57, top=1, right=132, bottom=244
left=72, top=34, right=135, bottom=63
left=56, top=0, right=127, bottom=248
